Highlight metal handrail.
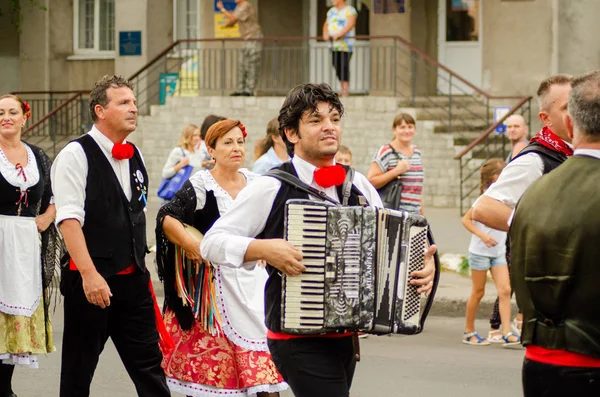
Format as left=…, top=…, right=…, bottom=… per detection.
left=22, top=93, right=84, bottom=136
left=127, top=35, right=526, bottom=103
left=454, top=96, right=532, bottom=160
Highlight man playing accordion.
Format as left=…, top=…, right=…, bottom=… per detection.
left=202, top=83, right=437, bottom=397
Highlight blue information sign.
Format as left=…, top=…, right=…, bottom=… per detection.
left=119, top=31, right=142, bottom=56
left=494, top=106, right=512, bottom=134
left=214, top=1, right=236, bottom=12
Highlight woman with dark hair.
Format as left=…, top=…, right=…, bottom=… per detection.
left=0, top=94, right=62, bottom=397
left=252, top=117, right=289, bottom=175
left=156, top=119, right=286, bottom=397
left=198, top=114, right=226, bottom=170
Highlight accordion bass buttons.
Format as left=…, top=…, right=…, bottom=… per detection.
left=325, top=254, right=337, bottom=282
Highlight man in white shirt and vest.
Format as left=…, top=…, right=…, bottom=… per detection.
left=51, top=75, right=170, bottom=396
left=473, top=75, right=573, bottom=341
left=201, top=83, right=437, bottom=397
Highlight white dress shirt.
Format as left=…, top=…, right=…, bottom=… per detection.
left=201, top=155, right=383, bottom=268
left=51, top=126, right=142, bottom=227
left=484, top=139, right=572, bottom=209
left=573, top=148, right=600, bottom=160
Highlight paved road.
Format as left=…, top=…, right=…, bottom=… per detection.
left=13, top=309, right=524, bottom=397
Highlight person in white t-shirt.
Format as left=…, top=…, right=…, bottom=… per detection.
left=461, top=159, right=520, bottom=348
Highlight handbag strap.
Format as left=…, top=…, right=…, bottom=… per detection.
left=265, top=170, right=339, bottom=205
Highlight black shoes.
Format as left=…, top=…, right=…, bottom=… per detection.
left=230, top=92, right=254, bottom=96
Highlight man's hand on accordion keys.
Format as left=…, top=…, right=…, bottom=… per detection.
left=247, top=239, right=305, bottom=276
left=410, top=244, right=437, bottom=297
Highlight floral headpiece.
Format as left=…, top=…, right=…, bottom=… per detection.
left=23, top=101, right=31, bottom=119
left=238, top=122, right=247, bottom=138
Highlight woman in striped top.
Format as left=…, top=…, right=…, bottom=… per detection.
left=367, top=113, right=424, bottom=214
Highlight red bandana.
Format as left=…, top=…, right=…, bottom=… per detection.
left=112, top=143, right=134, bottom=160
left=313, top=164, right=346, bottom=188
left=530, top=127, right=573, bottom=157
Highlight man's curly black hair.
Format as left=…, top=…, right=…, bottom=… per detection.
left=277, top=83, right=344, bottom=156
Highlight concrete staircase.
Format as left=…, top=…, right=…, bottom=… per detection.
left=131, top=95, right=480, bottom=209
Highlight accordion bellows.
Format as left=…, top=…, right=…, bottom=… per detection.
left=281, top=199, right=435, bottom=335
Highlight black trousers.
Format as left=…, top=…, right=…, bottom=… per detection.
left=331, top=51, right=352, bottom=83
left=267, top=336, right=356, bottom=397
left=523, top=358, right=600, bottom=396
left=59, top=270, right=169, bottom=397
left=0, top=363, right=15, bottom=396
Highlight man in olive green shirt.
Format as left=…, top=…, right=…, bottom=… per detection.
left=218, top=0, right=263, bottom=96
left=510, top=70, right=600, bottom=396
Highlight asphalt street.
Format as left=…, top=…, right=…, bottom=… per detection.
left=13, top=307, right=524, bottom=397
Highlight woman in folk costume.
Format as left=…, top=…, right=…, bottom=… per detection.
left=156, top=119, right=287, bottom=397
left=0, top=95, right=62, bottom=397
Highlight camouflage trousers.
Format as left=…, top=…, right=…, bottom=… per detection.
left=237, top=38, right=262, bottom=94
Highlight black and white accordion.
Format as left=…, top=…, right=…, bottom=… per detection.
left=281, top=199, right=440, bottom=336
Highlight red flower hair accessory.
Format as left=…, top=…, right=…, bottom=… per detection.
left=23, top=101, right=31, bottom=119
left=112, top=143, right=134, bottom=160
left=238, top=122, right=247, bottom=138
left=314, top=164, right=347, bottom=188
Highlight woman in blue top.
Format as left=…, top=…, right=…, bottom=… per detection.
left=323, top=0, right=357, bottom=97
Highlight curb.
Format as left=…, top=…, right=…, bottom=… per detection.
left=429, top=297, right=519, bottom=319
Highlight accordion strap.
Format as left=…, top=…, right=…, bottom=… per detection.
left=265, top=169, right=339, bottom=205
left=341, top=167, right=354, bottom=206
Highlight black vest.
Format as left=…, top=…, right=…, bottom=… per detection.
left=258, top=162, right=367, bottom=332
left=0, top=145, right=45, bottom=218
left=506, top=141, right=569, bottom=260
left=510, top=141, right=567, bottom=174
left=77, top=134, right=148, bottom=277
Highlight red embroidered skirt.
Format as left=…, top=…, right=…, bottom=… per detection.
left=161, top=309, right=285, bottom=396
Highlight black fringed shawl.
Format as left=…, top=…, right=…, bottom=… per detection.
left=28, top=144, right=64, bottom=293
left=155, top=179, right=220, bottom=330
left=27, top=143, right=66, bottom=347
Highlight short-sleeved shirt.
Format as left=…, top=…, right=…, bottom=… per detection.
left=327, top=5, right=358, bottom=52
left=233, top=2, right=262, bottom=40
left=373, top=144, right=424, bottom=214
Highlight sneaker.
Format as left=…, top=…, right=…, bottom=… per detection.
left=358, top=333, right=369, bottom=339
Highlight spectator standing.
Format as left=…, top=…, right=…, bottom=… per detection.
left=323, top=0, right=357, bottom=97
left=505, top=114, right=529, bottom=162
left=334, top=144, right=353, bottom=166
left=367, top=113, right=424, bottom=214
left=218, top=0, right=263, bottom=97
left=252, top=117, right=290, bottom=175
left=199, top=114, right=226, bottom=169
left=161, top=124, right=210, bottom=181
left=461, top=159, right=519, bottom=348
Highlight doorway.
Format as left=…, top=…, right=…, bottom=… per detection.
left=308, top=0, right=371, bottom=94
left=437, top=0, right=482, bottom=94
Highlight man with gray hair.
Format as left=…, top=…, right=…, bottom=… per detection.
left=509, top=70, right=600, bottom=396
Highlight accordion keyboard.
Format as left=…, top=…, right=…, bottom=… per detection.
left=283, top=204, right=329, bottom=330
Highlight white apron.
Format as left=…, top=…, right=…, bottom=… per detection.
left=0, top=215, right=42, bottom=317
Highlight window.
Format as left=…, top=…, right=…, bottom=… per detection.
left=74, top=0, right=115, bottom=56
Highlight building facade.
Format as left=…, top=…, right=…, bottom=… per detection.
left=2, top=0, right=600, bottom=99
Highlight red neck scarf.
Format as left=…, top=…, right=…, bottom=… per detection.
left=112, top=143, right=134, bottom=160
left=530, top=127, right=573, bottom=157
left=313, top=164, right=346, bottom=188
